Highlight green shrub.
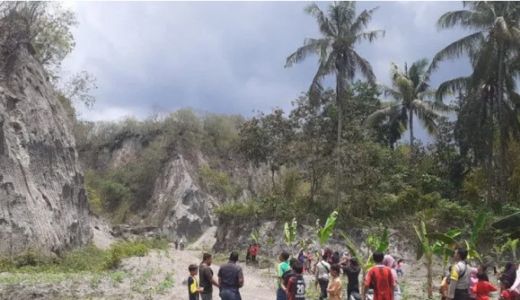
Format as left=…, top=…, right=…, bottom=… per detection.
left=104, top=246, right=123, bottom=270
left=0, top=239, right=169, bottom=273
left=199, top=165, right=240, bottom=199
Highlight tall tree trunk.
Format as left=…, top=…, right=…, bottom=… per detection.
left=409, top=109, right=414, bottom=147
left=426, top=254, right=433, bottom=299
left=336, top=58, right=347, bottom=208
left=335, top=61, right=347, bottom=208
left=270, top=166, right=276, bottom=192
left=496, top=43, right=507, bottom=207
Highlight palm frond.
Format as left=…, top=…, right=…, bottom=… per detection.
left=305, top=3, right=336, bottom=37
left=285, top=38, right=331, bottom=68
left=356, top=30, right=385, bottom=43
left=436, top=76, right=470, bottom=101
left=365, top=103, right=402, bottom=127
left=412, top=100, right=440, bottom=134
left=437, top=9, right=492, bottom=30
left=429, top=32, right=485, bottom=72
left=308, top=52, right=336, bottom=105
left=350, top=50, right=376, bottom=83
left=381, top=85, right=402, bottom=100
left=350, top=6, right=378, bottom=35
left=330, top=1, right=356, bottom=31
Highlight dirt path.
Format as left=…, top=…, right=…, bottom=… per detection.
left=170, top=247, right=275, bottom=300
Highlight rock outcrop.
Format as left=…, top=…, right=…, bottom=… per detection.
left=146, top=154, right=218, bottom=240
left=0, top=47, right=91, bottom=256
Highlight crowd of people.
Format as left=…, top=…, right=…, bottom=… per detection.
left=438, top=248, right=520, bottom=300
left=185, top=245, right=520, bottom=300
left=277, top=248, right=401, bottom=300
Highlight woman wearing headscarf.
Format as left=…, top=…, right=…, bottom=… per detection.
left=383, top=255, right=401, bottom=300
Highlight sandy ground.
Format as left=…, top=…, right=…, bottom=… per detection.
left=0, top=245, right=276, bottom=300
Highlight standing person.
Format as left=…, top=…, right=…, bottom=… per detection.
left=246, top=245, right=252, bottom=264
left=283, top=258, right=299, bottom=290
left=286, top=260, right=306, bottom=300
left=363, top=251, right=394, bottom=300
left=251, top=243, right=259, bottom=264
left=447, top=247, right=470, bottom=300
left=469, top=267, right=479, bottom=300
left=316, top=251, right=331, bottom=300
left=344, top=257, right=361, bottom=300
left=383, top=255, right=400, bottom=300
left=396, top=259, right=404, bottom=278
left=218, top=251, right=244, bottom=300
left=305, top=251, right=312, bottom=274
left=180, top=236, right=186, bottom=250
left=277, top=251, right=291, bottom=300
left=499, top=262, right=517, bottom=291
left=188, top=264, right=204, bottom=300
left=471, top=272, right=497, bottom=300
left=327, top=264, right=343, bottom=300
left=510, top=263, right=520, bottom=295
left=440, top=267, right=452, bottom=300
left=200, top=253, right=219, bottom=300
left=175, top=239, right=179, bottom=250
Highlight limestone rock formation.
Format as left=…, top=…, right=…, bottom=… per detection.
left=147, top=154, right=217, bottom=240
left=0, top=47, right=91, bottom=257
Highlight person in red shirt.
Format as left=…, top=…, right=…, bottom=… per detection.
left=250, top=243, right=259, bottom=264
left=471, top=272, right=497, bottom=300
left=363, top=252, right=394, bottom=300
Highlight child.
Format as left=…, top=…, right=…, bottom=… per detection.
left=327, top=264, right=343, bottom=300
left=440, top=267, right=451, bottom=300
left=188, top=264, right=203, bottom=300
left=471, top=272, right=497, bottom=300
left=499, top=280, right=520, bottom=300
left=396, top=259, right=404, bottom=277
left=286, top=260, right=306, bottom=300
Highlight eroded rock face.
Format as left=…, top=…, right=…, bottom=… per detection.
left=146, top=154, right=217, bottom=240
left=0, top=48, right=91, bottom=257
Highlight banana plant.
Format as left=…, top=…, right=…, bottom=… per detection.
left=316, top=211, right=338, bottom=246
left=284, top=218, right=298, bottom=253
left=428, top=228, right=461, bottom=270
left=464, top=211, right=488, bottom=262
left=415, top=220, right=434, bottom=299
left=342, top=226, right=389, bottom=295
left=250, top=229, right=260, bottom=244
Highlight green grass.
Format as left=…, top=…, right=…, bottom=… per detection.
left=0, top=238, right=169, bottom=274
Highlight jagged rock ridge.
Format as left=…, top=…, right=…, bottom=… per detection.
left=0, top=46, right=91, bottom=256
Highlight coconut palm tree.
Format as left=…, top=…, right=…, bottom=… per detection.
left=285, top=1, right=383, bottom=204
left=367, top=59, right=446, bottom=147
left=430, top=1, right=520, bottom=205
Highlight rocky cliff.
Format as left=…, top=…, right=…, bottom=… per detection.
left=146, top=153, right=218, bottom=240
left=0, top=46, right=91, bottom=257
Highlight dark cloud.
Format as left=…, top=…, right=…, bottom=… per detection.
left=62, top=1, right=470, bottom=130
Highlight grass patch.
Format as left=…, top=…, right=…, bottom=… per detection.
left=0, top=238, right=169, bottom=274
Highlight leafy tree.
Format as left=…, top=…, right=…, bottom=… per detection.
left=431, top=1, right=520, bottom=206
left=238, top=109, right=292, bottom=190
left=367, top=59, right=447, bottom=148
left=0, top=2, right=77, bottom=76
left=285, top=2, right=384, bottom=205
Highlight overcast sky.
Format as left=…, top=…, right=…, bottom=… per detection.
left=62, top=1, right=472, bottom=126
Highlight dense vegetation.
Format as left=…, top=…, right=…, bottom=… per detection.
left=219, top=2, right=520, bottom=248
left=2, top=0, right=520, bottom=264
